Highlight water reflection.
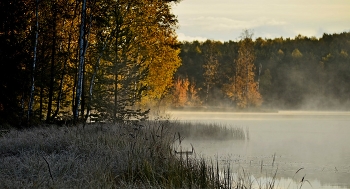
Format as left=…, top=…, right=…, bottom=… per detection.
left=169, top=111, right=350, bottom=188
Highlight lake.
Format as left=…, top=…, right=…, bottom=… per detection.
left=168, top=110, right=350, bottom=189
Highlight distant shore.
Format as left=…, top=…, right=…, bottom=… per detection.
left=169, top=106, right=279, bottom=113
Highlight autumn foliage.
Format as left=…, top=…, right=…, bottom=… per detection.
left=176, top=32, right=350, bottom=110
left=223, top=31, right=262, bottom=108
left=172, top=77, right=201, bottom=107
left=0, top=0, right=181, bottom=126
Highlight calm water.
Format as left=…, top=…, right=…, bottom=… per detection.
left=168, top=111, right=350, bottom=189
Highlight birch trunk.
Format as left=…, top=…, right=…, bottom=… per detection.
left=46, top=3, right=57, bottom=123
left=52, top=1, right=79, bottom=120
left=85, top=36, right=110, bottom=123
left=28, top=0, right=39, bottom=124
left=74, top=0, right=86, bottom=122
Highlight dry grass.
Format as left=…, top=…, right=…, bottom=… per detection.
left=168, top=121, right=248, bottom=140
left=0, top=121, right=287, bottom=189
left=0, top=121, right=220, bottom=188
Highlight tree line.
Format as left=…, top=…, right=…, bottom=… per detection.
left=0, top=0, right=181, bottom=127
left=174, top=31, right=350, bottom=110
left=1, top=0, right=349, bottom=127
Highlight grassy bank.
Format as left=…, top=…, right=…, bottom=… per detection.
left=0, top=121, right=280, bottom=188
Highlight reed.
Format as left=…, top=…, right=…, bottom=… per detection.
left=0, top=122, right=221, bottom=188
left=168, top=121, right=247, bottom=140
left=0, top=121, right=293, bottom=188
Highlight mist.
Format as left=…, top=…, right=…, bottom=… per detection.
left=175, top=32, right=350, bottom=113
left=167, top=110, right=350, bottom=188
left=166, top=32, right=350, bottom=188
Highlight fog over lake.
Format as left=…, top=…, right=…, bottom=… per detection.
left=168, top=111, right=350, bottom=189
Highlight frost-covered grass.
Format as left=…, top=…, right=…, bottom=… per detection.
left=0, top=121, right=221, bottom=188
left=0, top=121, right=284, bottom=188
left=169, top=121, right=248, bottom=140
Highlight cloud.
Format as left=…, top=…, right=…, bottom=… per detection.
left=172, top=0, right=350, bottom=41
left=176, top=33, right=207, bottom=42
left=183, top=16, right=287, bottom=32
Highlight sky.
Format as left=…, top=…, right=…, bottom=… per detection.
left=171, top=0, right=350, bottom=42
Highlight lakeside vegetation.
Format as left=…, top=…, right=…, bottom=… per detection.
left=169, top=121, right=248, bottom=140
left=1, top=121, right=260, bottom=188
left=1, top=120, right=314, bottom=189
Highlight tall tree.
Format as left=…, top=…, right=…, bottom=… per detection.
left=84, top=0, right=181, bottom=122
left=224, top=30, right=261, bottom=108
left=28, top=0, right=39, bottom=125
left=74, top=0, right=87, bottom=122
left=202, top=40, right=220, bottom=105
left=0, top=0, right=33, bottom=126
left=0, top=0, right=183, bottom=126
left=46, top=1, right=59, bottom=123
left=172, top=77, right=190, bottom=107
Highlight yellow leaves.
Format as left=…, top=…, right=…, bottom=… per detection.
left=142, top=44, right=181, bottom=101
left=292, top=48, right=303, bottom=58
left=172, top=77, right=189, bottom=107
left=93, top=0, right=181, bottom=108
left=223, top=30, right=262, bottom=109
left=277, top=49, right=284, bottom=56
left=222, top=80, right=236, bottom=101
left=187, top=80, right=202, bottom=106
left=340, top=50, right=348, bottom=58
left=138, top=22, right=181, bottom=102
left=224, top=80, right=262, bottom=109
left=247, top=82, right=262, bottom=107
left=171, top=77, right=201, bottom=107
left=195, top=46, right=201, bottom=54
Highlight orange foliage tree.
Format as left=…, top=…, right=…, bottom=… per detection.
left=172, top=77, right=189, bottom=107
left=171, top=77, right=201, bottom=107
left=187, top=79, right=202, bottom=106
left=223, top=30, right=262, bottom=108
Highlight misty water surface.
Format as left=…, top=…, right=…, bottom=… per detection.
left=169, top=111, right=350, bottom=189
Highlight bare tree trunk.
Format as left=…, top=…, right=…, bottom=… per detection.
left=19, top=91, right=25, bottom=126
left=46, top=3, right=58, bottom=123
left=85, top=36, right=110, bottom=123
left=39, top=57, right=44, bottom=121
left=257, top=63, right=262, bottom=91
left=52, top=38, right=69, bottom=119
left=39, top=82, right=43, bottom=120
left=85, top=55, right=100, bottom=123
left=74, top=0, right=86, bottom=122
left=72, top=67, right=77, bottom=116
left=246, top=55, right=249, bottom=108
left=80, top=10, right=94, bottom=120
left=114, top=73, right=118, bottom=122
left=52, top=1, right=79, bottom=120
left=80, top=66, right=85, bottom=119
left=114, top=21, right=120, bottom=123
left=28, top=0, right=39, bottom=125
left=205, top=83, right=209, bottom=105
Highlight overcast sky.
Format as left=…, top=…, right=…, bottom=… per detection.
left=172, top=0, right=350, bottom=42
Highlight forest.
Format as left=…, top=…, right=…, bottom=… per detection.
left=1, top=0, right=350, bottom=128
left=175, top=32, right=350, bottom=111
left=0, top=0, right=181, bottom=127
